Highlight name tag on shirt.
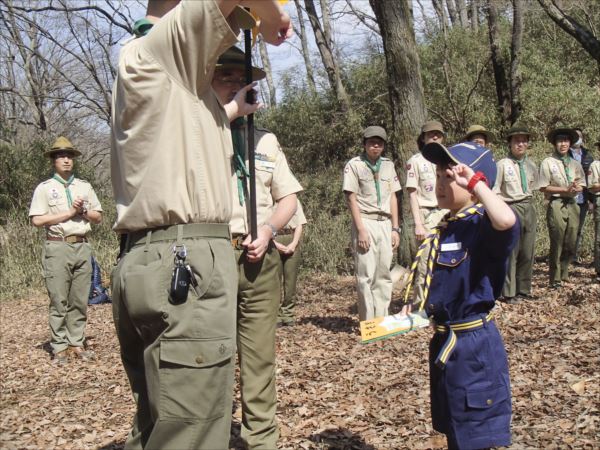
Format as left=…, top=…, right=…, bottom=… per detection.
left=441, top=242, right=462, bottom=251
left=256, top=160, right=276, bottom=171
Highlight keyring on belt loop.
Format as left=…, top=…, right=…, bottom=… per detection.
left=144, top=229, right=152, bottom=253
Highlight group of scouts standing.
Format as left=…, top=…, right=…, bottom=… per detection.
left=346, top=122, right=598, bottom=321
left=26, top=1, right=599, bottom=449
left=343, top=121, right=598, bottom=448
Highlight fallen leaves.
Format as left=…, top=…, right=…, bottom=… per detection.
left=0, top=261, right=598, bottom=449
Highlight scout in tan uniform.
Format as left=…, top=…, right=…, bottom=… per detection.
left=405, top=121, right=448, bottom=309
left=343, top=126, right=401, bottom=321
left=494, top=126, right=539, bottom=302
left=109, top=2, right=291, bottom=449
left=212, top=46, right=301, bottom=449
left=588, top=159, right=600, bottom=280
left=275, top=200, right=307, bottom=326
left=29, top=137, right=102, bottom=363
left=539, top=127, right=586, bottom=288
left=463, top=124, right=494, bottom=147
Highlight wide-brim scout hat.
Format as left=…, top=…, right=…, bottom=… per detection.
left=422, top=141, right=497, bottom=187
left=363, top=126, right=387, bottom=142
left=505, top=125, right=531, bottom=142
left=216, top=46, right=266, bottom=81
left=45, top=136, right=81, bottom=158
left=420, top=120, right=445, bottom=137
left=547, top=127, right=578, bottom=145
left=464, top=125, right=493, bottom=143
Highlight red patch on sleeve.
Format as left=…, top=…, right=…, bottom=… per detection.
left=406, top=163, right=412, bottom=170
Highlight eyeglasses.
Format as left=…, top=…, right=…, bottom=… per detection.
left=214, top=76, right=246, bottom=87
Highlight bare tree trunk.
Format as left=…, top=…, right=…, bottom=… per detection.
left=456, top=0, right=469, bottom=28
left=258, top=37, right=277, bottom=107
left=304, top=0, right=350, bottom=110
left=509, top=0, right=524, bottom=124
left=293, top=0, right=317, bottom=93
left=446, top=0, right=459, bottom=27
left=369, top=0, right=427, bottom=266
left=486, top=0, right=511, bottom=125
left=319, top=0, right=333, bottom=49
left=432, top=0, right=449, bottom=31
left=537, top=0, right=600, bottom=69
left=470, top=0, right=479, bottom=32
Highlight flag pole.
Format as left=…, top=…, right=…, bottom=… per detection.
left=244, top=24, right=257, bottom=240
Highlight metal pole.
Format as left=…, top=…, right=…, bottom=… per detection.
left=244, top=27, right=257, bottom=240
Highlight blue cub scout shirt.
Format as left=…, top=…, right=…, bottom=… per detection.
left=426, top=206, right=519, bottom=323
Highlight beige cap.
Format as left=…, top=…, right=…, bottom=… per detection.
left=420, top=120, right=445, bottom=135
left=45, top=136, right=81, bottom=157
left=363, top=126, right=387, bottom=141
left=464, top=124, right=493, bottom=143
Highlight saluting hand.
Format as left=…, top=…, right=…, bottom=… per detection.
left=448, top=164, right=475, bottom=189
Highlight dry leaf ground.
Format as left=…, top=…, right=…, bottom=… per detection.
left=1, top=261, right=598, bottom=449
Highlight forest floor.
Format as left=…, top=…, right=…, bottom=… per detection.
left=1, top=260, right=599, bottom=450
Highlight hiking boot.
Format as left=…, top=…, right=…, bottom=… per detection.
left=68, top=346, right=95, bottom=361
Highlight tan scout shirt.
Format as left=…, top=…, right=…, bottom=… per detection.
left=111, top=1, right=242, bottom=232
left=539, top=155, right=586, bottom=198
left=343, top=156, right=401, bottom=215
left=29, top=178, right=102, bottom=238
left=588, top=160, right=600, bottom=196
left=230, top=129, right=303, bottom=235
left=283, top=200, right=307, bottom=230
left=493, top=157, right=539, bottom=202
left=405, top=152, right=438, bottom=208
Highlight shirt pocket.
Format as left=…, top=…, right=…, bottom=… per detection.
left=437, top=249, right=468, bottom=267
left=380, top=175, right=392, bottom=194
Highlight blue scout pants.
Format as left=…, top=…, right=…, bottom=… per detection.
left=430, top=318, right=511, bottom=449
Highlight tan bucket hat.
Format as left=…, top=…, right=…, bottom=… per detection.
left=464, top=125, right=494, bottom=143
left=45, top=136, right=81, bottom=158
left=216, top=46, right=266, bottom=81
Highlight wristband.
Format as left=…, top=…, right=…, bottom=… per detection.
left=392, top=227, right=401, bottom=234
left=466, top=171, right=488, bottom=193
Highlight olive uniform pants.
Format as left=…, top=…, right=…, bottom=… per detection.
left=413, top=207, right=447, bottom=309
left=111, top=224, right=237, bottom=450
left=547, top=199, right=580, bottom=284
left=593, top=195, right=600, bottom=275
left=275, top=233, right=302, bottom=324
left=503, top=199, right=537, bottom=297
left=352, top=218, right=392, bottom=321
left=235, top=243, right=281, bottom=449
left=43, top=240, right=92, bottom=354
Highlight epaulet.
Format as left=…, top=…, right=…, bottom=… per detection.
left=381, top=156, right=392, bottom=162
left=349, top=156, right=362, bottom=163
left=74, top=177, right=90, bottom=185
left=41, top=179, right=53, bottom=185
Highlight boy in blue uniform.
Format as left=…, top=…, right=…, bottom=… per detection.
left=412, top=142, right=519, bottom=449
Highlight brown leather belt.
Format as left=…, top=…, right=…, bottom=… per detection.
left=360, top=213, right=390, bottom=222
left=47, top=235, right=87, bottom=243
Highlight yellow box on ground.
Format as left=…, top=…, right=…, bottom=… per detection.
left=360, top=312, right=430, bottom=344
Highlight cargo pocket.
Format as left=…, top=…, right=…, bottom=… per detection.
left=159, top=337, right=234, bottom=420
left=437, top=249, right=468, bottom=267
left=122, top=256, right=171, bottom=324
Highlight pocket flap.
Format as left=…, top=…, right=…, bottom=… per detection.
left=160, top=338, right=233, bottom=368
left=437, top=249, right=468, bottom=267
left=466, top=385, right=509, bottom=409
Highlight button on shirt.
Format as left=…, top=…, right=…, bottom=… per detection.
left=111, top=1, right=242, bottom=232
left=427, top=207, right=519, bottom=323
left=29, top=178, right=102, bottom=238
left=405, top=152, right=438, bottom=208
left=229, top=129, right=303, bottom=235
left=538, top=155, right=586, bottom=198
left=493, top=157, right=539, bottom=202
left=342, top=156, right=402, bottom=215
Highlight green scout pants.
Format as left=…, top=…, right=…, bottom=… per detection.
left=275, top=233, right=302, bottom=324
left=235, top=243, right=282, bottom=450
left=547, top=198, right=579, bottom=284
left=412, top=207, right=446, bottom=309
left=43, top=241, right=92, bottom=354
left=594, top=196, right=600, bottom=275
left=352, top=218, right=392, bottom=321
left=503, top=199, right=537, bottom=297
left=111, top=224, right=237, bottom=450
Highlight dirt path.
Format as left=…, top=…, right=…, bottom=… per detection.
left=1, top=262, right=598, bottom=449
